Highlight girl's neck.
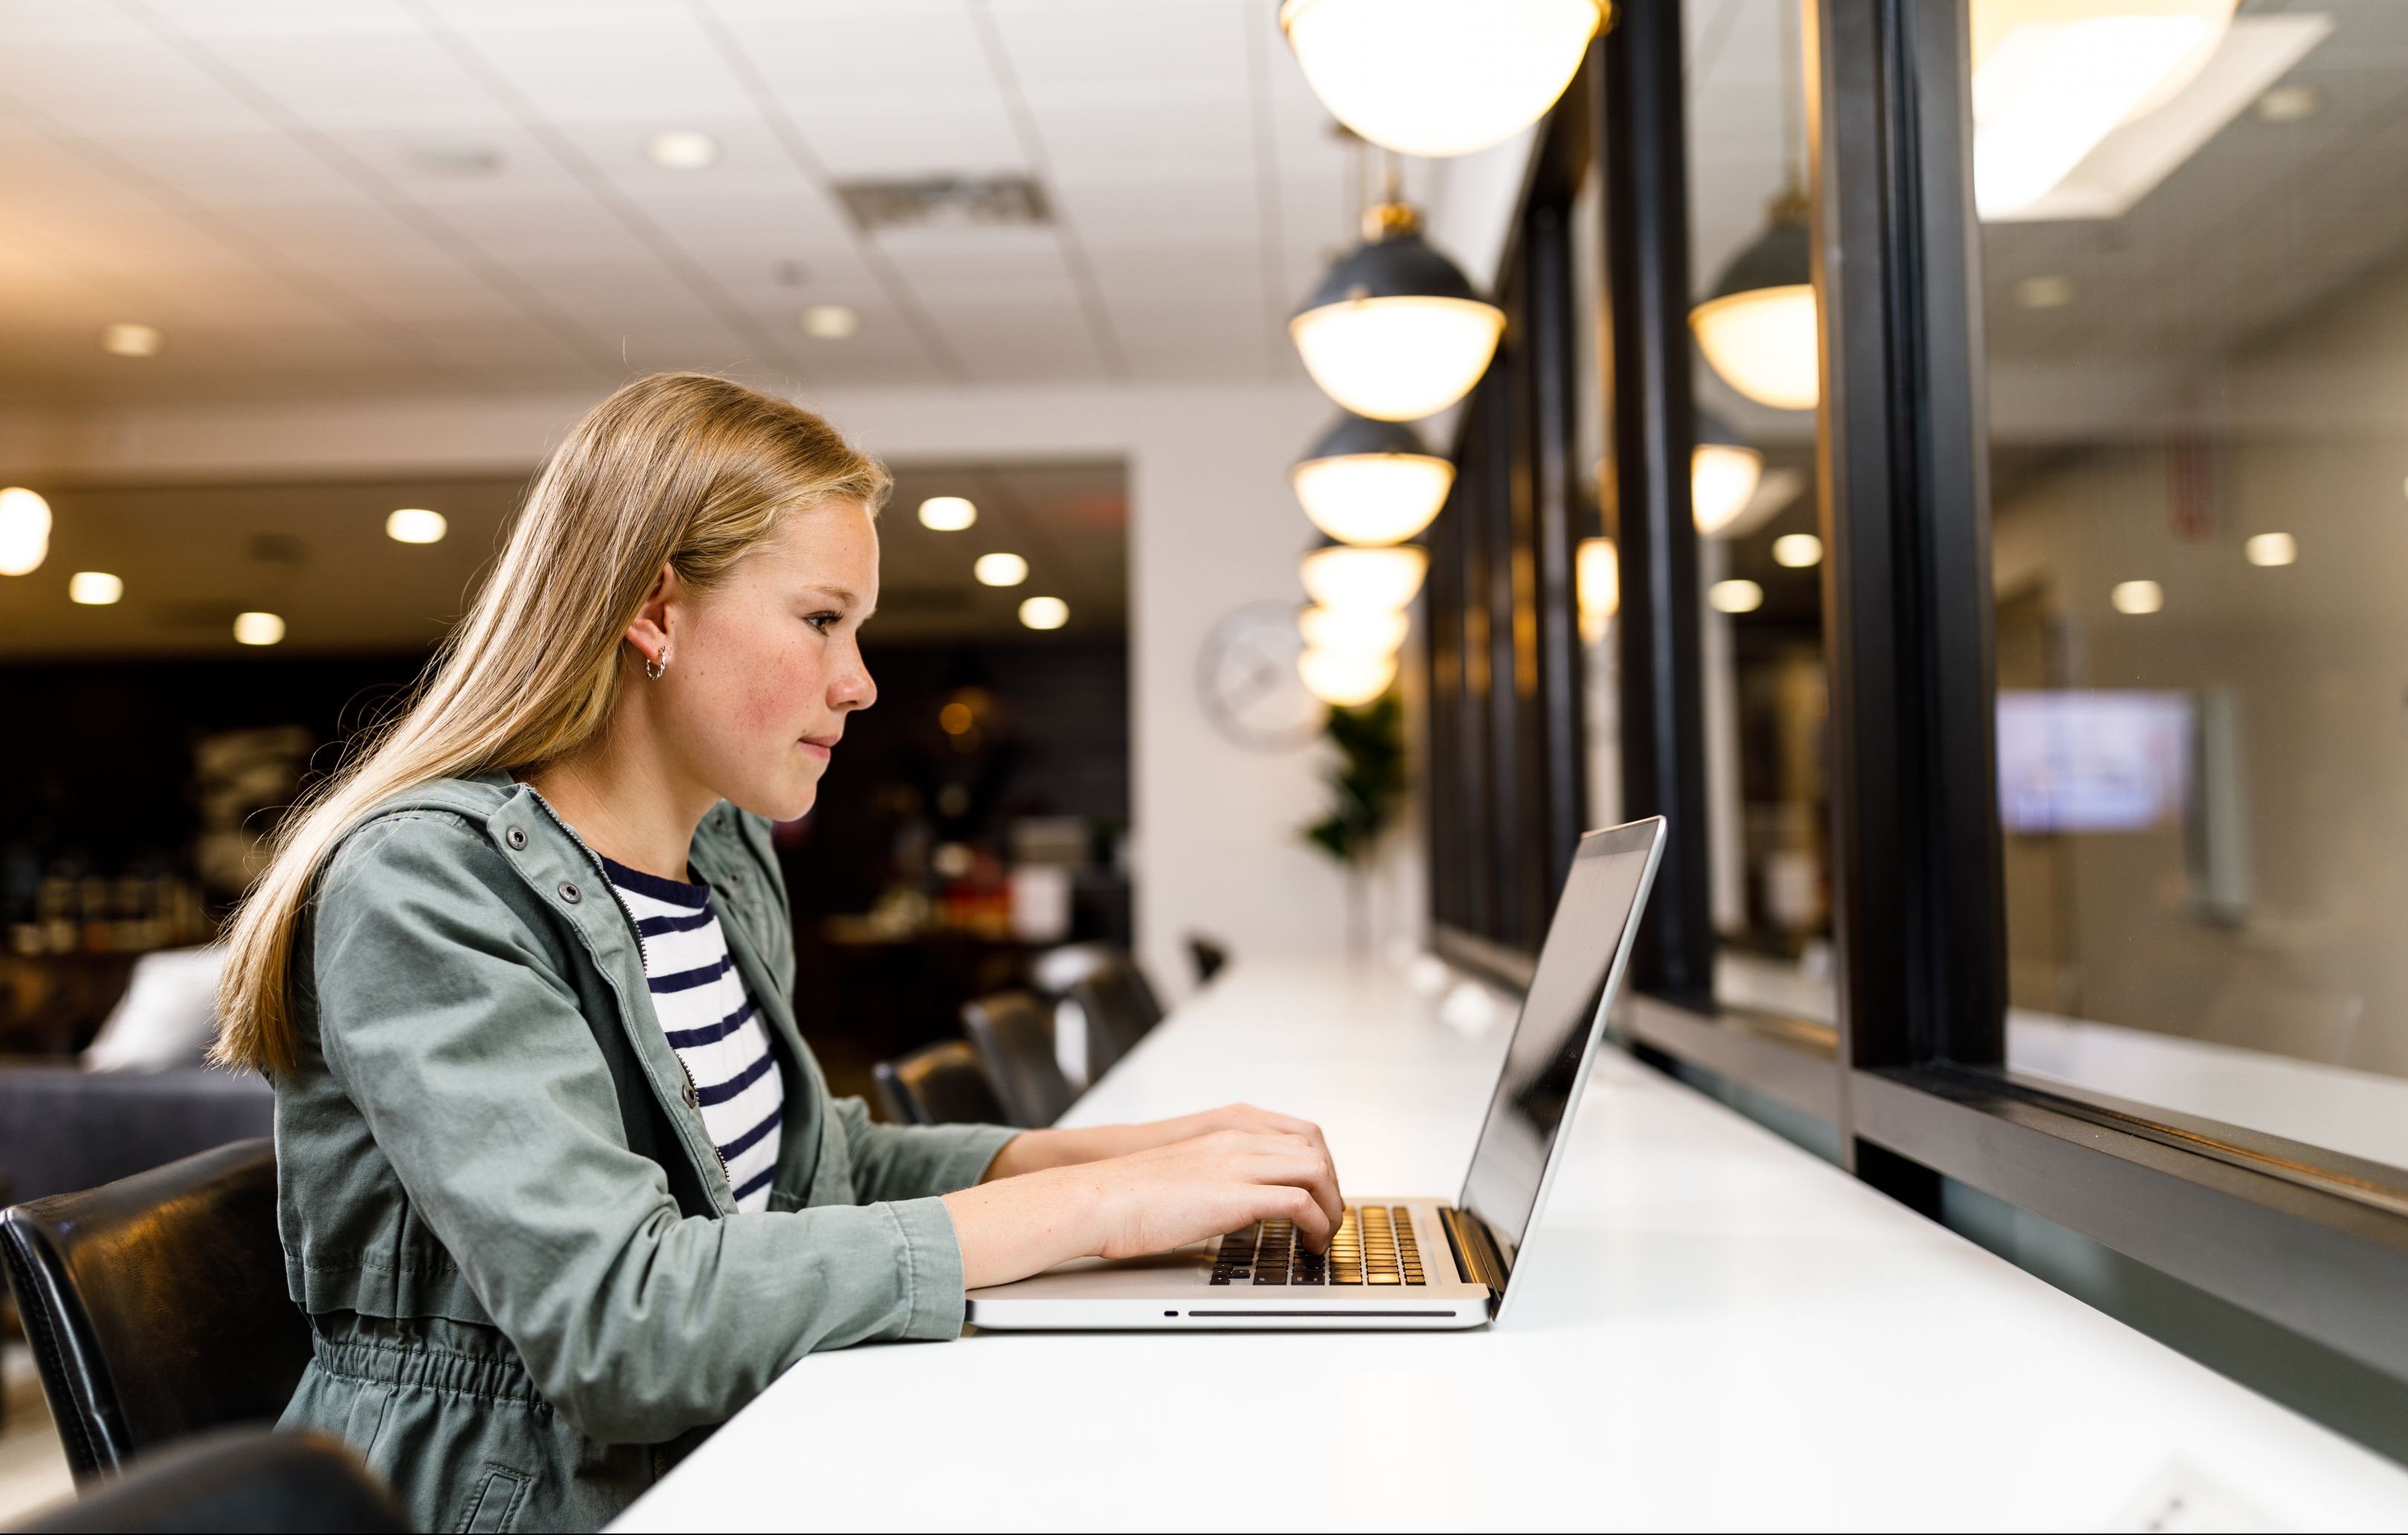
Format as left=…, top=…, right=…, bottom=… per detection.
left=524, top=740, right=715, bottom=883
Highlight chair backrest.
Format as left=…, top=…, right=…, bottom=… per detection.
left=1185, top=934, right=1230, bottom=987
left=14, top=1428, right=407, bottom=1535
left=1069, top=956, right=1165, bottom=1077
left=871, top=1040, right=1008, bottom=1128
left=0, top=1138, right=309, bottom=1481
left=961, top=992, right=1076, bottom=1128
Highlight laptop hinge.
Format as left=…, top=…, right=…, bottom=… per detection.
left=1440, top=1207, right=1509, bottom=1294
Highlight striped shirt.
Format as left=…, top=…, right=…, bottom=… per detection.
left=601, top=856, right=783, bottom=1212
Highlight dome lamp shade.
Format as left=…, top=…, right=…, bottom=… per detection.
left=1689, top=194, right=1819, bottom=411
left=1691, top=409, right=1765, bottom=536
left=1292, top=412, right=1455, bottom=547
left=1279, top=0, right=1611, bottom=160
left=1299, top=603, right=1410, bottom=658
left=0, top=486, right=53, bottom=577
left=1290, top=204, right=1505, bottom=422
left=1300, top=534, right=1429, bottom=613
left=1298, top=646, right=1399, bottom=708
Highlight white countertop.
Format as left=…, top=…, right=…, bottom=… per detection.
left=614, top=957, right=2408, bottom=1532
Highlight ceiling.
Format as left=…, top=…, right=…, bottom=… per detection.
left=0, top=457, right=1125, bottom=657
left=0, top=0, right=1449, bottom=408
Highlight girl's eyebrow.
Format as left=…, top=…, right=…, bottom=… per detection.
left=798, top=584, right=858, bottom=607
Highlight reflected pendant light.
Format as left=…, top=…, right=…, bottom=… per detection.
left=1576, top=536, right=1619, bottom=643
left=1691, top=192, right=1817, bottom=410
left=1291, top=203, right=1504, bottom=423
left=0, top=486, right=52, bottom=577
left=1279, top=0, right=1612, bottom=160
left=1300, top=534, right=1430, bottom=613
left=1292, top=412, right=1455, bottom=546
left=1691, top=410, right=1765, bottom=536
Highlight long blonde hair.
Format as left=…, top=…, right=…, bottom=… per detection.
left=213, top=372, right=890, bottom=1076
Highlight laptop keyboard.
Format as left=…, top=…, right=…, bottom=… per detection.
left=1208, top=1206, right=1428, bottom=1286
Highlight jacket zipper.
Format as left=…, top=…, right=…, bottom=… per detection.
left=518, top=789, right=735, bottom=1195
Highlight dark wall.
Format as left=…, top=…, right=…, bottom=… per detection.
left=0, top=652, right=433, bottom=912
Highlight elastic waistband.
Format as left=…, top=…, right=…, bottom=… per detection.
left=308, top=1323, right=550, bottom=1410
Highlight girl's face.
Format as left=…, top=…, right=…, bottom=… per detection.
left=643, top=499, right=880, bottom=822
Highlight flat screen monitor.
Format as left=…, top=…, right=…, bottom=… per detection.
left=1997, top=688, right=2193, bottom=834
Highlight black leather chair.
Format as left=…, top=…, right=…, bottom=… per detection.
left=1186, top=934, right=1231, bottom=987
left=0, top=1138, right=309, bottom=1482
left=962, top=992, right=1076, bottom=1128
left=871, top=1040, right=1009, bottom=1127
left=10, top=1428, right=406, bottom=1534
left=1069, top=956, right=1166, bottom=1078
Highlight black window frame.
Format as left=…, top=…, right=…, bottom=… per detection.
left=1423, top=0, right=2408, bottom=1389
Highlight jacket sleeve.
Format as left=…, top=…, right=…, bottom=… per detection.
left=309, top=812, right=969, bottom=1447
left=831, top=1095, right=1017, bottom=1204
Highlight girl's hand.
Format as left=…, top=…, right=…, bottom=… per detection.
left=942, top=1127, right=1344, bottom=1290
left=983, top=1102, right=1339, bottom=1206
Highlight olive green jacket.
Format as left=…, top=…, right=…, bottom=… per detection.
left=272, top=772, right=1015, bottom=1533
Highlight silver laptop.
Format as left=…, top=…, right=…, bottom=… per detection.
left=967, top=816, right=1666, bottom=1331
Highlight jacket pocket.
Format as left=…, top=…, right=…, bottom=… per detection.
left=458, top=1463, right=531, bottom=1534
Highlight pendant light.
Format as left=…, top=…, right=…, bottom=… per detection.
left=0, top=486, right=52, bottom=577
left=1292, top=412, right=1454, bottom=546
left=1301, top=534, right=1428, bottom=613
left=1692, top=410, right=1765, bottom=536
left=1292, top=200, right=1504, bottom=423
left=1279, top=0, right=1612, bottom=160
left=1300, top=604, right=1410, bottom=658
left=1691, top=191, right=1817, bottom=411
left=1298, top=645, right=1399, bottom=708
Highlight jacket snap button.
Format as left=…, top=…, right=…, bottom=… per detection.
left=558, top=880, right=581, bottom=904
left=731, top=870, right=745, bottom=887
left=505, top=827, right=527, bottom=851
left=682, top=1082, right=699, bottom=1108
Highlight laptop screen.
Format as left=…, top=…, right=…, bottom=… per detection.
left=1455, top=818, right=1663, bottom=1275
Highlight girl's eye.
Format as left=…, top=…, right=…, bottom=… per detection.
left=805, top=612, right=841, bottom=634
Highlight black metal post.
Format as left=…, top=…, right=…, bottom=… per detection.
left=1599, top=0, right=1715, bottom=1006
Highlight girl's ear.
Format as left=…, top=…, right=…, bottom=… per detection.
left=624, top=562, right=681, bottom=662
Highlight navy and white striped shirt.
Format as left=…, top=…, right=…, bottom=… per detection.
left=602, top=857, right=783, bottom=1212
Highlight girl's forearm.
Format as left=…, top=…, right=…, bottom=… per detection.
left=982, top=1117, right=1201, bottom=1180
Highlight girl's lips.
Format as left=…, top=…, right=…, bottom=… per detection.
left=800, top=735, right=837, bottom=760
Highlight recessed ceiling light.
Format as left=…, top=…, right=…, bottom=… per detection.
left=974, top=552, right=1029, bottom=587
left=2244, top=531, right=2297, bottom=566
left=101, top=323, right=162, bottom=358
left=1018, top=595, right=1068, bottom=631
left=1771, top=532, right=1823, bottom=568
left=68, top=571, right=122, bottom=605
left=800, top=305, right=859, bottom=340
left=2111, top=579, right=2163, bottom=615
left=2015, top=275, right=2076, bottom=310
left=0, top=486, right=52, bottom=576
left=233, top=610, right=286, bottom=646
left=918, top=496, right=977, bottom=531
left=1706, top=578, right=1764, bottom=614
left=386, top=508, right=447, bottom=545
left=645, top=129, right=718, bottom=169
left=2256, top=84, right=2321, bottom=122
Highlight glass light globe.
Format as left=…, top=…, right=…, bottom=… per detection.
left=1692, top=442, right=1764, bottom=535
left=1280, top=0, right=1609, bottom=159
left=1292, top=453, right=1453, bottom=546
left=1298, top=646, right=1398, bottom=708
left=0, top=486, right=53, bottom=576
left=1706, top=578, right=1765, bottom=615
left=974, top=552, right=1029, bottom=587
left=68, top=571, right=123, bottom=605
left=233, top=611, right=287, bottom=646
left=1299, top=604, right=1409, bottom=657
left=386, top=508, right=447, bottom=544
left=1576, top=537, right=1619, bottom=643
left=1301, top=543, right=1428, bottom=613
left=1691, top=285, right=1819, bottom=410
left=918, top=496, right=976, bottom=531
left=1291, top=297, right=1504, bottom=422
left=1018, top=595, right=1069, bottom=630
